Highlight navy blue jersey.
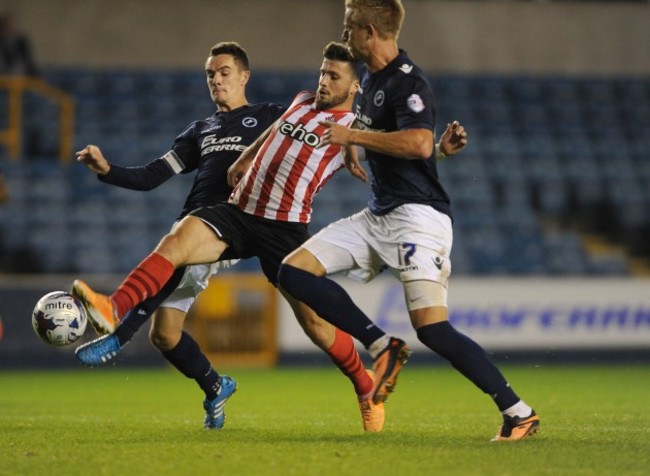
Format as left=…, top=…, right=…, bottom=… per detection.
left=355, top=50, right=451, bottom=219
left=100, top=102, right=285, bottom=220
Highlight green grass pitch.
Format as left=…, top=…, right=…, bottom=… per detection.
left=1, top=364, right=649, bottom=475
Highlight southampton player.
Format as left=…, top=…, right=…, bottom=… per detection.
left=278, top=0, right=539, bottom=442
left=74, top=42, right=377, bottom=431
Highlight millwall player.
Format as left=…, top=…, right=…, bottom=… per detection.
left=278, top=0, right=539, bottom=442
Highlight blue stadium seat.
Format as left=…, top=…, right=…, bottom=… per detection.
left=587, top=253, right=629, bottom=276
left=535, top=177, right=569, bottom=217
left=449, top=237, right=473, bottom=275
left=11, top=70, right=649, bottom=276
left=543, top=231, right=590, bottom=275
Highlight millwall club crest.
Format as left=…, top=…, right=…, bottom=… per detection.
left=407, top=94, right=425, bottom=113
left=373, top=90, right=385, bottom=107
left=242, top=117, right=258, bottom=128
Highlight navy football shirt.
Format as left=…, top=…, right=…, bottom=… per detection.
left=355, top=50, right=451, bottom=219
left=100, top=102, right=285, bottom=220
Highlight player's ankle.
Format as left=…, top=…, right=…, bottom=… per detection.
left=367, top=335, right=390, bottom=359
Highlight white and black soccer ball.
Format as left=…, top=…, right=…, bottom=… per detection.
left=32, top=291, right=88, bottom=346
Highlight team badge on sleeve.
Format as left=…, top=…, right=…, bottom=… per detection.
left=407, top=94, right=425, bottom=113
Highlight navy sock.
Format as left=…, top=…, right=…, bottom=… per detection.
left=113, top=267, right=187, bottom=346
left=114, top=308, right=148, bottom=346
left=278, top=264, right=385, bottom=348
left=162, top=331, right=221, bottom=400
left=417, top=322, right=520, bottom=411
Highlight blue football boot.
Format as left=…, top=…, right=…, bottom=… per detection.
left=203, top=376, right=238, bottom=429
left=75, top=334, right=124, bottom=366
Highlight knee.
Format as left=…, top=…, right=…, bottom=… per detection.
left=155, top=234, right=184, bottom=266
left=149, top=326, right=181, bottom=352
left=277, top=263, right=300, bottom=292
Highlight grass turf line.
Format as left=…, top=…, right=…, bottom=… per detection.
left=1, top=365, right=649, bottom=476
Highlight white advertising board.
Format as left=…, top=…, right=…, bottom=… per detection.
left=279, top=277, right=650, bottom=351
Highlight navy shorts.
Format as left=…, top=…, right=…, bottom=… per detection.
left=190, top=203, right=310, bottom=285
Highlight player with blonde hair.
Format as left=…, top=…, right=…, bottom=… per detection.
left=278, top=0, right=539, bottom=442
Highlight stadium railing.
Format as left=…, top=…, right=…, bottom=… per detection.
left=0, top=75, right=75, bottom=162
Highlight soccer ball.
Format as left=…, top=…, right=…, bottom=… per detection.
left=32, top=291, right=88, bottom=346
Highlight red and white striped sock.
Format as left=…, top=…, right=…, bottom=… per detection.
left=110, top=252, right=175, bottom=317
left=327, top=328, right=373, bottom=398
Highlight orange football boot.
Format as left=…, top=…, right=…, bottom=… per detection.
left=71, top=279, right=119, bottom=335
left=358, top=370, right=385, bottom=432
left=371, top=337, right=411, bottom=404
left=492, top=411, right=540, bottom=442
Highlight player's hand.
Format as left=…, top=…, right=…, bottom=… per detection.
left=75, top=144, right=110, bottom=175
left=317, top=121, right=352, bottom=148
left=438, top=121, right=468, bottom=157
left=344, top=146, right=367, bottom=182
left=227, top=156, right=251, bottom=187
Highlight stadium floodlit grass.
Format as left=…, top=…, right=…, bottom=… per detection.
left=1, top=365, right=649, bottom=476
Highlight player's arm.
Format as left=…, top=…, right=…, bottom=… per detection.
left=318, top=123, right=433, bottom=159
left=320, top=120, right=467, bottom=161
left=351, top=127, right=433, bottom=159
left=343, top=146, right=368, bottom=182
left=76, top=144, right=174, bottom=191
left=227, top=122, right=275, bottom=187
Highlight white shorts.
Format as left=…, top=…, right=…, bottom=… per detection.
left=160, top=259, right=238, bottom=313
left=303, top=204, right=452, bottom=286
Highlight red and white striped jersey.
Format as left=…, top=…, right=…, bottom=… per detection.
left=229, top=91, right=355, bottom=223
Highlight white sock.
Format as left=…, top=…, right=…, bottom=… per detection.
left=502, top=400, right=533, bottom=419
left=367, top=335, right=390, bottom=359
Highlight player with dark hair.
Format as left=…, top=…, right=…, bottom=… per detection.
left=75, top=42, right=270, bottom=366
left=74, top=41, right=379, bottom=431
left=277, top=0, right=539, bottom=442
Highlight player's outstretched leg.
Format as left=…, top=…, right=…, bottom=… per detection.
left=492, top=411, right=540, bottom=442
left=358, top=370, right=385, bottom=432
left=71, top=280, right=119, bottom=335
left=75, top=333, right=124, bottom=366
left=370, top=337, right=411, bottom=404
left=74, top=268, right=189, bottom=366
left=203, top=376, right=238, bottom=429
left=72, top=253, right=176, bottom=335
